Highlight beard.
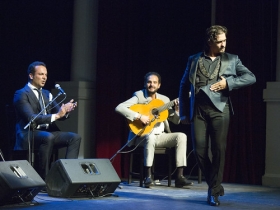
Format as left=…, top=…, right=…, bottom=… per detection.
left=220, top=47, right=226, bottom=53
left=147, top=86, right=158, bottom=94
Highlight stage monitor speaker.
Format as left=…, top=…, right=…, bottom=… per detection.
left=45, top=159, right=121, bottom=198
left=0, top=160, right=46, bottom=205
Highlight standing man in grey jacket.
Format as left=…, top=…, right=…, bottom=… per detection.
left=116, top=72, right=192, bottom=188
left=179, top=25, right=256, bottom=206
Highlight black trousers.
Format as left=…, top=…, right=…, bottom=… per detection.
left=192, top=100, right=230, bottom=196
left=33, top=129, right=81, bottom=180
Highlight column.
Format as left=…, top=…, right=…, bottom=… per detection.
left=53, top=0, right=98, bottom=159
left=211, top=0, right=216, bottom=25
left=262, top=0, right=280, bottom=187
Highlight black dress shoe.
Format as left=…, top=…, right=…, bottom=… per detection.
left=207, top=195, right=220, bottom=206
left=144, top=176, right=154, bottom=188
left=207, top=186, right=224, bottom=206
left=175, top=175, right=193, bottom=188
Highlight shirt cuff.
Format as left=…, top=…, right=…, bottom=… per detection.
left=51, top=114, right=56, bottom=122
left=133, top=113, right=141, bottom=120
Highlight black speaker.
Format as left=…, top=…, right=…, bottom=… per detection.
left=0, top=160, right=46, bottom=205
left=45, top=159, right=121, bottom=198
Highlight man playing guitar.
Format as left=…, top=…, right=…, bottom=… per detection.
left=115, top=72, right=193, bottom=188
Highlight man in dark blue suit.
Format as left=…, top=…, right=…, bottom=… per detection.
left=13, top=61, right=81, bottom=180
left=179, top=25, right=256, bottom=206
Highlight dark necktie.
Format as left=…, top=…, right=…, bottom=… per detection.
left=34, top=89, right=48, bottom=129
left=35, top=89, right=46, bottom=114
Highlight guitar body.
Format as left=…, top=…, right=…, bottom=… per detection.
left=128, top=99, right=169, bottom=136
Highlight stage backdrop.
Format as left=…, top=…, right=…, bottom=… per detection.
left=0, top=0, right=278, bottom=185
left=95, top=0, right=278, bottom=185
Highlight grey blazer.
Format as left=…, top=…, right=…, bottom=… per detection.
left=115, top=89, right=180, bottom=146
left=179, top=52, right=256, bottom=122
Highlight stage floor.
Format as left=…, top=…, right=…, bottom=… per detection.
left=1, top=179, right=280, bottom=210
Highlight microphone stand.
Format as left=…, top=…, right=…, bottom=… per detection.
left=109, top=114, right=159, bottom=161
left=109, top=134, right=139, bottom=161
left=24, top=92, right=62, bottom=167
left=110, top=124, right=148, bottom=161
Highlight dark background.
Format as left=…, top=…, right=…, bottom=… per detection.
left=0, top=0, right=278, bottom=185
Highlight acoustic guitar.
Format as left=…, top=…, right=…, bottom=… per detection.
left=128, top=98, right=178, bottom=136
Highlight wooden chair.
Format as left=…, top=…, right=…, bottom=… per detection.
left=128, top=146, right=173, bottom=187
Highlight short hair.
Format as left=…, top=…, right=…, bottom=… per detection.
left=204, top=25, right=227, bottom=51
left=27, top=61, right=46, bottom=81
left=144, top=72, right=161, bottom=84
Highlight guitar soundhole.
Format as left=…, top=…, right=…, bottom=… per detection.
left=152, top=108, right=159, bottom=116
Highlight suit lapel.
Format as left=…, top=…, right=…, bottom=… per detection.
left=25, top=85, right=50, bottom=113
left=189, top=53, right=201, bottom=84
left=24, top=85, right=40, bottom=111
left=219, top=53, right=229, bottom=76
left=143, top=89, right=152, bottom=104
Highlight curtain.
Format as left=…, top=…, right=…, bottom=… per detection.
left=96, top=0, right=278, bottom=184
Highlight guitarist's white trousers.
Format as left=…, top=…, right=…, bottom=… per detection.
left=136, top=132, right=187, bottom=167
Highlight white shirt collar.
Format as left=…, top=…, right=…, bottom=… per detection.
left=28, top=82, right=42, bottom=91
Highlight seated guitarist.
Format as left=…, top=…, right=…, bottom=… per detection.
left=115, top=72, right=193, bottom=188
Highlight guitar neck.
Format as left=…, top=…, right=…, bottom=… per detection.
left=157, top=99, right=177, bottom=113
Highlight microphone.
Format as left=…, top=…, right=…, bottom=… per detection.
left=55, top=84, right=66, bottom=95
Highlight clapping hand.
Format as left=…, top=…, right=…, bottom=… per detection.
left=56, top=99, right=77, bottom=119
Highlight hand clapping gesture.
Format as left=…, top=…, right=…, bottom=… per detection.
left=56, top=99, right=77, bottom=119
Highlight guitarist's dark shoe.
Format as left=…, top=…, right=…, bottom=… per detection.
left=144, top=176, right=154, bottom=188
left=175, top=175, right=193, bottom=188
left=40, top=186, right=47, bottom=193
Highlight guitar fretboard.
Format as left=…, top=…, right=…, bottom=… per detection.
left=156, top=99, right=177, bottom=113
